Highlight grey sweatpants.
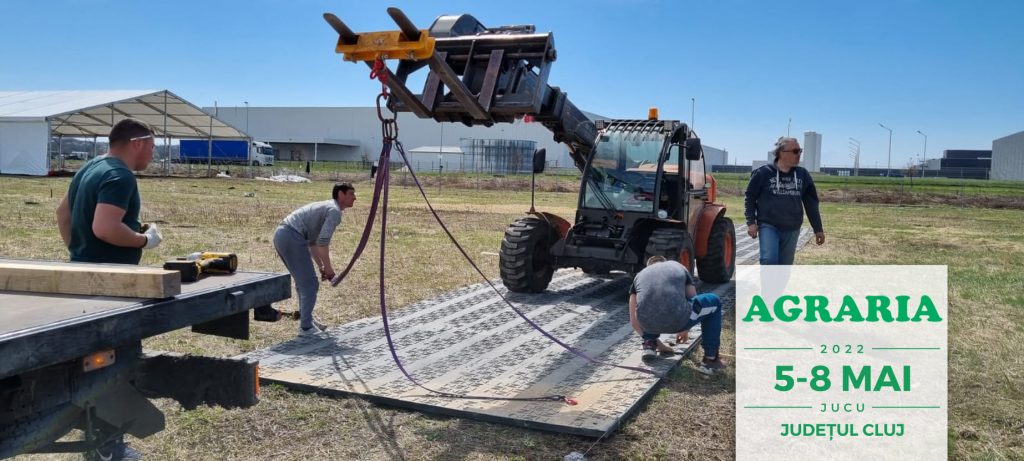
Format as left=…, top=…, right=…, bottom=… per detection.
left=273, top=224, right=318, bottom=330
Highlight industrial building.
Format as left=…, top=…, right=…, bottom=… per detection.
left=992, top=130, right=1024, bottom=180
left=0, top=91, right=732, bottom=176
left=935, top=149, right=991, bottom=179
left=722, top=130, right=1009, bottom=180
left=206, top=106, right=573, bottom=172
left=702, top=145, right=728, bottom=167
left=205, top=106, right=731, bottom=173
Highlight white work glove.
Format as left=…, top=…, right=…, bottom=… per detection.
left=142, top=224, right=162, bottom=249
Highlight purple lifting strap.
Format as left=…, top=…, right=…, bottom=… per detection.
left=327, top=137, right=658, bottom=405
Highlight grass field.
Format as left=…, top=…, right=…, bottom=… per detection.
left=2, top=174, right=1022, bottom=460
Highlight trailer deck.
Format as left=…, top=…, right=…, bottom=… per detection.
left=0, top=259, right=291, bottom=378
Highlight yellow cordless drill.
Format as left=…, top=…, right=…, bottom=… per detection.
left=164, top=252, right=238, bottom=283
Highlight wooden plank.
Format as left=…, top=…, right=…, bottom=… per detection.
left=0, top=261, right=180, bottom=298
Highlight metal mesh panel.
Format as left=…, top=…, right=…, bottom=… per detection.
left=459, top=138, right=537, bottom=175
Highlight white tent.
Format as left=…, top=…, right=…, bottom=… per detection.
left=406, top=145, right=465, bottom=172
left=0, top=90, right=247, bottom=175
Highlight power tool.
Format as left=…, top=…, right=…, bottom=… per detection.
left=253, top=305, right=300, bottom=322
left=163, top=252, right=238, bottom=283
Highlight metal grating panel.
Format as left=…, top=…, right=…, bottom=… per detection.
left=243, top=226, right=810, bottom=436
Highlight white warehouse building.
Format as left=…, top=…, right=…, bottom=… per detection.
left=702, top=145, right=728, bottom=167
left=206, top=106, right=577, bottom=172
left=205, top=106, right=730, bottom=172
left=992, top=130, right=1024, bottom=180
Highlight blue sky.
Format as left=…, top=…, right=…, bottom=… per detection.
left=2, top=0, right=1021, bottom=167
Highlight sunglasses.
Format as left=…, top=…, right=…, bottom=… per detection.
left=782, top=148, right=803, bottom=155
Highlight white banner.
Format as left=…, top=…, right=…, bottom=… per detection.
left=736, top=265, right=948, bottom=460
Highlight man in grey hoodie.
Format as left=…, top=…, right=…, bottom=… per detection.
left=744, top=137, right=825, bottom=265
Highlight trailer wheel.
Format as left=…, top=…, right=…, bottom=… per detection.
left=500, top=216, right=556, bottom=293
left=645, top=228, right=695, bottom=274
left=0, top=403, right=80, bottom=458
left=697, top=215, right=736, bottom=283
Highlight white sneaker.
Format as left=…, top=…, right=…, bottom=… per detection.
left=312, top=317, right=328, bottom=331
left=641, top=340, right=659, bottom=362
left=298, top=325, right=325, bottom=337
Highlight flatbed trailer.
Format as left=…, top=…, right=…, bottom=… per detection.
left=0, top=259, right=290, bottom=459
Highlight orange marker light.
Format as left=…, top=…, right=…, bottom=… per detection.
left=82, top=349, right=116, bottom=372
left=648, top=107, right=659, bottom=120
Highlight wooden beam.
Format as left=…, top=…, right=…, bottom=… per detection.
left=0, top=261, right=180, bottom=298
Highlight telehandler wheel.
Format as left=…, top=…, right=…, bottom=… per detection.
left=645, top=228, right=695, bottom=274
left=697, top=215, right=736, bottom=283
left=500, top=216, right=556, bottom=293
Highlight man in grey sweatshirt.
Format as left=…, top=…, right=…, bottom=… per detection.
left=274, top=183, right=357, bottom=336
left=744, top=137, right=825, bottom=265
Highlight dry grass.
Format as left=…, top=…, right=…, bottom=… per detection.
left=3, top=176, right=734, bottom=461
left=3, top=175, right=1022, bottom=460
left=796, top=201, right=1024, bottom=460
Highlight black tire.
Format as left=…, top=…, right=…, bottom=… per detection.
left=500, top=216, right=556, bottom=293
left=0, top=403, right=81, bottom=458
left=697, top=215, right=736, bottom=283
left=644, top=228, right=695, bottom=274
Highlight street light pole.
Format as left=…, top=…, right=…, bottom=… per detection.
left=690, top=98, right=695, bottom=129
left=848, top=137, right=861, bottom=176
left=787, top=118, right=792, bottom=137
left=916, top=130, right=927, bottom=178
left=879, top=123, right=893, bottom=177
left=244, top=101, right=250, bottom=166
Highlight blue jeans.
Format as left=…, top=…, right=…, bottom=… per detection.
left=273, top=225, right=318, bottom=330
left=643, top=293, right=722, bottom=358
left=758, top=223, right=800, bottom=265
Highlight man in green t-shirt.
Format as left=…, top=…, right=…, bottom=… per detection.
left=57, top=118, right=162, bottom=264
left=55, top=118, right=160, bottom=459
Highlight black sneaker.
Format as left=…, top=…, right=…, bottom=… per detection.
left=698, top=356, right=728, bottom=375
left=641, top=340, right=658, bottom=362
